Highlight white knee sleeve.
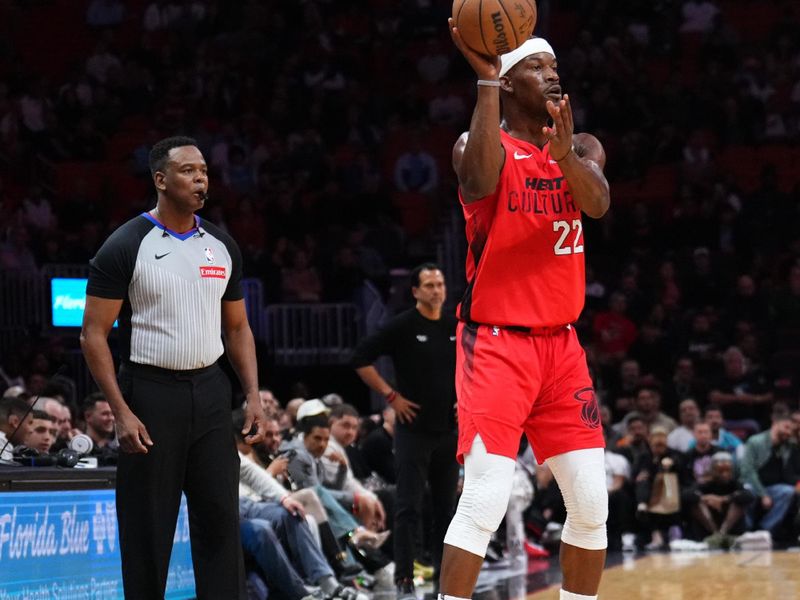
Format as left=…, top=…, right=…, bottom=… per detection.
left=546, top=448, right=608, bottom=551
left=444, top=435, right=516, bottom=557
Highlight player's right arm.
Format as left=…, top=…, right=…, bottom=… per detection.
left=449, top=18, right=505, bottom=204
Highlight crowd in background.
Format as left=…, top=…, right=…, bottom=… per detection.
left=1, top=0, right=800, bottom=592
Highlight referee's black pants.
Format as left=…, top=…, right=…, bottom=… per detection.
left=393, top=426, right=459, bottom=584
left=117, top=362, right=245, bottom=599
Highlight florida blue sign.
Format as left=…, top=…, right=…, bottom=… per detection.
left=0, top=490, right=195, bottom=599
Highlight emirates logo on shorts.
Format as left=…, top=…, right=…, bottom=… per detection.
left=574, top=387, right=601, bottom=429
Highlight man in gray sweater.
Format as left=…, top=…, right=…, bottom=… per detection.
left=739, top=415, right=800, bottom=533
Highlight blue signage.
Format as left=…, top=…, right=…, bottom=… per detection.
left=50, top=278, right=117, bottom=328
left=0, top=490, right=195, bottom=599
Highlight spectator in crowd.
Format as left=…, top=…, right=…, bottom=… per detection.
left=662, top=357, right=707, bottom=415
left=258, top=388, right=281, bottom=419
left=739, top=414, right=800, bottom=535
left=286, top=403, right=386, bottom=535
left=315, top=403, right=387, bottom=533
left=233, top=412, right=368, bottom=600
left=82, top=392, right=117, bottom=451
left=685, top=451, right=754, bottom=547
left=621, top=385, right=678, bottom=434
left=285, top=406, right=393, bottom=580
left=42, top=397, right=76, bottom=451
left=615, top=415, right=651, bottom=468
left=668, top=399, right=702, bottom=453
left=0, top=396, right=33, bottom=462
left=708, top=346, right=773, bottom=433
left=683, top=421, right=720, bottom=486
left=21, top=410, right=57, bottom=454
left=692, top=404, right=743, bottom=457
left=633, top=427, right=690, bottom=549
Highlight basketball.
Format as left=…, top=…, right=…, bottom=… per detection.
left=452, top=0, right=537, bottom=56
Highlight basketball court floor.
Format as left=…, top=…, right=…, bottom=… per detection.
left=461, top=549, right=800, bottom=600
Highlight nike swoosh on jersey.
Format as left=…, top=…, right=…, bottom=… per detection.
left=155, top=252, right=171, bottom=260
left=513, top=151, right=533, bottom=160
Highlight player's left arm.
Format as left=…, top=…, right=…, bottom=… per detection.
left=544, top=95, right=610, bottom=219
left=222, top=298, right=267, bottom=444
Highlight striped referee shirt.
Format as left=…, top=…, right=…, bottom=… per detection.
left=86, top=213, right=243, bottom=370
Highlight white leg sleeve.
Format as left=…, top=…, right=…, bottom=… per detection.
left=546, top=448, right=608, bottom=551
left=443, top=435, right=517, bottom=557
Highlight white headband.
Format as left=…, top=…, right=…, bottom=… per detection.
left=499, top=38, right=556, bottom=78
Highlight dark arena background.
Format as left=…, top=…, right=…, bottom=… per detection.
left=0, top=1, right=799, bottom=599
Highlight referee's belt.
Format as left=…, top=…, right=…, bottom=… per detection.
left=465, top=321, right=570, bottom=337
left=122, top=361, right=218, bottom=377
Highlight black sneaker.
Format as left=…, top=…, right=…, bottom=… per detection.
left=396, top=577, right=415, bottom=600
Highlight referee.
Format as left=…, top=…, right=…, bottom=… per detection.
left=80, top=136, right=267, bottom=599
left=352, top=263, right=458, bottom=598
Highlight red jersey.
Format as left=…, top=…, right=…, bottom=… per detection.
left=457, top=129, right=586, bottom=328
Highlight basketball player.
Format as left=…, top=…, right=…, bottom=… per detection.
left=441, top=22, right=611, bottom=600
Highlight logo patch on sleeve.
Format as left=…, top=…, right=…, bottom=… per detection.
left=200, top=266, right=226, bottom=279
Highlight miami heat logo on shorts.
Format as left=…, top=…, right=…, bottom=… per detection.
left=574, top=387, right=600, bottom=429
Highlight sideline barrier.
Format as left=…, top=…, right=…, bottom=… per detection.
left=0, top=468, right=195, bottom=599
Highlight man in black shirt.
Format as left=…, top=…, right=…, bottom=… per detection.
left=352, top=263, right=458, bottom=598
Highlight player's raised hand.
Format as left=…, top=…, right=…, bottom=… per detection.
left=543, top=94, right=575, bottom=161
left=448, top=18, right=501, bottom=81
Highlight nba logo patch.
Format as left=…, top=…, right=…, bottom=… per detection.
left=204, top=247, right=215, bottom=264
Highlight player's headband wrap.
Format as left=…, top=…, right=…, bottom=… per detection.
left=499, top=38, right=556, bottom=78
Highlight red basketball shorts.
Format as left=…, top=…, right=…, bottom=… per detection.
left=455, top=321, right=604, bottom=464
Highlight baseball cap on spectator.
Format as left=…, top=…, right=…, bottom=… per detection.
left=296, top=399, right=330, bottom=423
left=321, top=393, right=343, bottom=408
left=693, top=247, right=710, bottom=257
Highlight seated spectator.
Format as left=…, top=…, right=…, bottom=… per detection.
left=668, top=398, right=702, bottom=453
left=620, top=385, right=678, bottom=434
left=0, top=396, right=33, bottom=462
left=258, top=388, right=281, bottom=419
left=615, top=415, right=650, bottom=468
left=683, top=421, right=720, bottom=485
left=234, top=413, right=367, bottom=598
left=287, top=402, right=387, bottom=534
left=739, top=415, right=800, bottom=536
left=633, top=427, right=690, bottom=549
left=691, top=404, right=743, bottom=458
left=82, top=392, right=118, bottom=453
left=662, top=357, right=707, bottom=415
left=320, top=403, right=387, bottom=533
left=21, top=410, right=57, bottom=454
left=708, top=346, right=773, bottom=433
left=326, top=403, right=371, bottom=481
left=685, top=452, right=754, bottom=547
left=42, top=397, right=76, bottom=452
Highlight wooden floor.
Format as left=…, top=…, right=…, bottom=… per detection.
left=527, top=551, right=800, bottom=599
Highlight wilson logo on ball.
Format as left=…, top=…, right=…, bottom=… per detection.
left=453, top=0, right=537, bottom=56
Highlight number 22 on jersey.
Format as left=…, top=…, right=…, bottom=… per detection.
left=553, top=219, right=584, bottom=256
